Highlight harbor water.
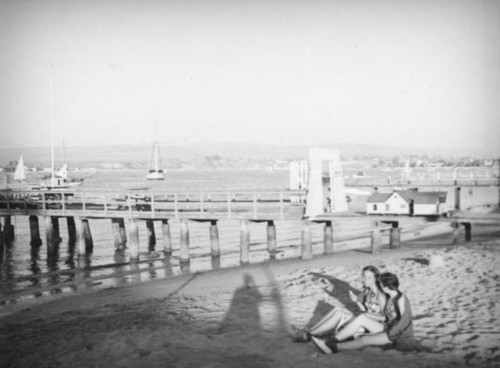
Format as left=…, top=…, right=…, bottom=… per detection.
left=1, top=168, right=498, bottom=305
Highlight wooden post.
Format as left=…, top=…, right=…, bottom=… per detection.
left=253, top=192, right=257, bottom=219
left=301, top=221, right=312, bottom=259
left=211, top=255, right=221, bottom=270
left=2, top=216, right=14, bottom=242
left=111, top=218, right=125, bottom=250
left=452, top=222, right=460, bottom=247
left=240, top=220, right=250, bottom=265
left=51, top=217, right=61, bottom=243
left=227, top=193, right=232, bottom=220
left=371, top=223, right=382, bottom=254
left=389, top=223, right=401, bottom=249
left=180, top=219, right=190, bottom=264
left=210, top=220, right=220, bottom=257
left=82, top=219, right=93, bottom=253
left=162, top=219, right=172, bottom=255
left=82, top=192, right=86, bottom=216
left=118, top=218, right=127, bottom=246
left=279, top=192, right=284, bottom=221
left=67, top=216, right=77, bottom=243
left=146, top=219, right=156, bottom=251
left=174, top=193, right=179, bottom=219
left=324, top=221, right=334, bottom=254
left=454, top=186, right=461, bottom=210
left=463, top=222, right=472, bottom=242
left=267, top=220, right=277, bottom=260
left=200, top=192, right=204, bottom=217
left=29, top=215, right=42, bottom=246
left=129, top=219, right=140, bottom=262
left=76, top=217, right=86, bottom=255
left=44, top=216, right=55, bottom=253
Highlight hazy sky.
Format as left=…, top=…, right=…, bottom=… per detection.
left=1, top=0, right=499, bottom=153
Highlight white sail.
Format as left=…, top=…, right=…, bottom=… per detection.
left=56, top=163, right=68, bottom=180
left=146, top=124, right=165, bottom=180
left=13, top=155, right=26, bottom=181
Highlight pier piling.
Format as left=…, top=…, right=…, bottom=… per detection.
left=111, top=218, right=125, bottom=250
left=161, top=219, right=172, bottom=255
left=324, top=221, right=334, bottom=254
left=180, top=220, right=190, bottom=264
left=240, top=220, right=250, bottom=265
left=455, top=187, right=461, bottom=210
left=452, top=222, right=460, bottom=247
left=146, top=220, right=156, bottom=251
left=210, top=220, right=220, bottom=257
left=51, top=217, right=61, bottom=243
left=267, top=220, right=277, bottom=260
left=76, top=218, right=86, bottom=255
left=118, top=218, right=127, bottom=246
left=2, top=216, right=14, bottom=242
left=370, top=222, right=383, bottom=254
left=44, top=216, right=55, bottom=253
left=82, top=219, right=93, bottom=253
left=128, top=219, right=140, bottom=262
left=301, top=221, right=312, bottom=259
left=66, top=217, right=76, bottom=243
left=463, top=222, right=472, bottom=241
left=389, top=227, right=401, bottom=249
left=29, top=215, right=42, bottom=246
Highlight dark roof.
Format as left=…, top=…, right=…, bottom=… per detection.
left=366, top=192, right=392, bottom=203
left=367, top=190, right=447, bottom=204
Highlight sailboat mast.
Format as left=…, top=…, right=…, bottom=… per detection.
left=155, top=141, right=159, bottom=171
left=50, top=64, right=55, bottom=184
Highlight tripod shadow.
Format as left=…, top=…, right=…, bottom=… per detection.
left=218, top=274, right=263, bottom=336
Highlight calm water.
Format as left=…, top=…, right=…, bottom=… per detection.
left=1, top=168, right=498, bottom=304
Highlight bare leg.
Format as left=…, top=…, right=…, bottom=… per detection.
left=310, top=309, right=343, bottom=336
left=337, top=332, right=391, bottom=351
left=335, top=314, right=384, bottom=341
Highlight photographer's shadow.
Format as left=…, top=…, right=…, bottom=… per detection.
left=218, top=274, right=263, bottom=336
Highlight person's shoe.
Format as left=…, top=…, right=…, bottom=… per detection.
left=291, top=326, right=311, bottom=343
left=311, top=336, right=332, bottom=354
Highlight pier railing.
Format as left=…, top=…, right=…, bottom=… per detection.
left=0, top=189, right=307, bottom=221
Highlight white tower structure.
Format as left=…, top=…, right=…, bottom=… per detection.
left=289, top=160, right=309, bottom=190
left=304, top=148, right=348, bottom=218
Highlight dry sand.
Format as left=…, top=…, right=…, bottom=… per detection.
left=1, top=235, right=499, bottom=368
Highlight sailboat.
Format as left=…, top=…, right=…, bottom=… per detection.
left=145, top=123, right=165, bottom=180
left=31, top=66, right=83, bottom=191
left=146, top=139, right=165, bottom=180
left=13, top=155, right=27, bottom=182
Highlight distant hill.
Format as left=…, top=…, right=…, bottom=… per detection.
left=0, top=140, right=22, bottom=149
left=0, top=142, right=496, bottom=169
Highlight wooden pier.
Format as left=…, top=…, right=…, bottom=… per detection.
left=1, top=188, right=497, bottom=268
left=0, top=189, right=309, bottom=264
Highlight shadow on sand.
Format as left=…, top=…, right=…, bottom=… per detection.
left=303, top=272, right=362, bottom=329
left=218, top=274, right=263, bottom=335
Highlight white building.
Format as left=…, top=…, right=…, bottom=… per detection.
left=366, top=190, right=447, bottom=216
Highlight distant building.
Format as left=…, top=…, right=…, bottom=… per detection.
left=366, top=189, right=447, bottom=216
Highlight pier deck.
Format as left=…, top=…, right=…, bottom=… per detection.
left=0, top=189, right=306, bottom=221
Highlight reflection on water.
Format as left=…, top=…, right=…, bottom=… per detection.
left=113, top=250, right=127, bottom=286
left=0, top=180, right=497, bottom=305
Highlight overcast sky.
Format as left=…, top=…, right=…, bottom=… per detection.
left=1, top=0, right=499, bottom=153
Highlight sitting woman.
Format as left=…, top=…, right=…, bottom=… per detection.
left=311, top=272, right=423, bottom=354
left=293, top=265, right=386, bottom=343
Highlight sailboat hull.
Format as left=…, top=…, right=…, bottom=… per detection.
left=146, top=171, right=165, bottom=180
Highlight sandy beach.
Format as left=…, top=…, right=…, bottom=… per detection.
left=1, top=224, right=499, bottom=368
